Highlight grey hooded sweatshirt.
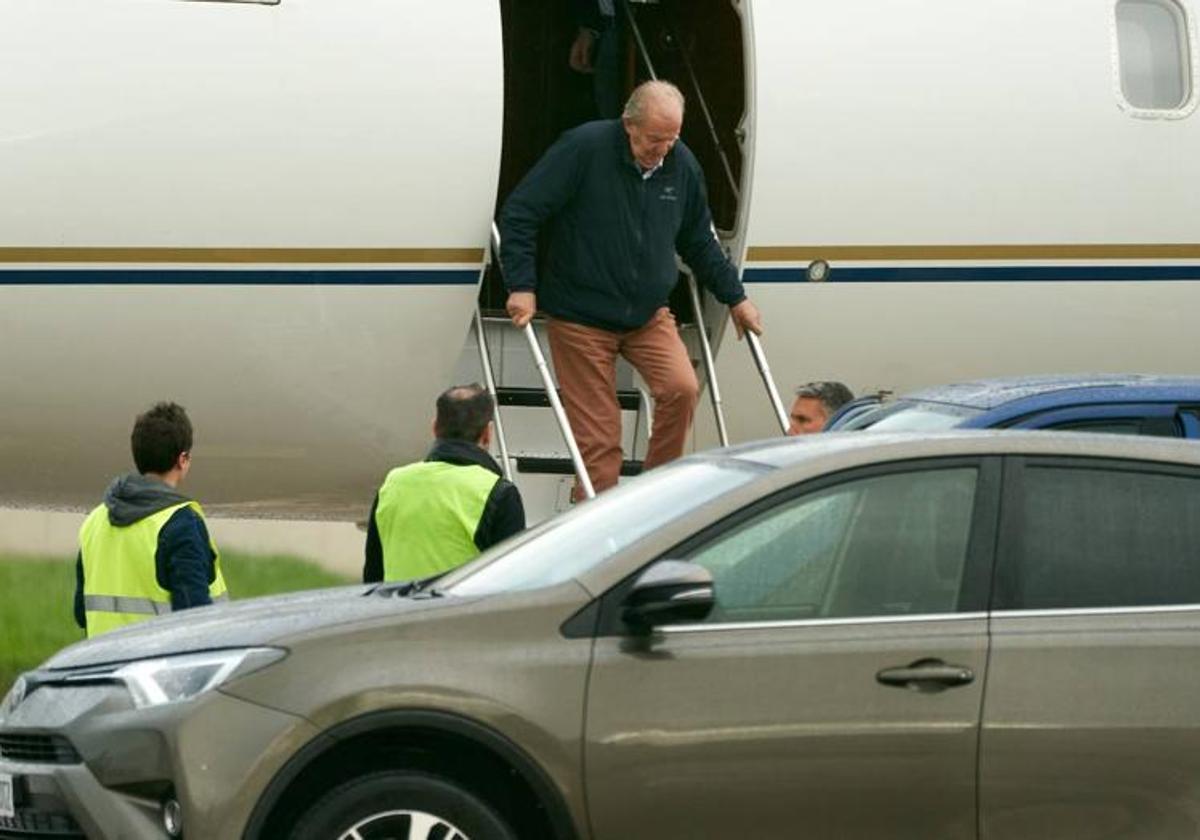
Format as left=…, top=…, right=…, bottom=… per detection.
left=73, top=474, right=219, bottom=630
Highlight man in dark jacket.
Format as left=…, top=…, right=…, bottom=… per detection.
left=363, top=384, right=525, bottom=584
left=75, top=402, right=226, bottom=637
left=568, top=0, right=621, bottom=119
left=500, top=79, right=762, bottom=498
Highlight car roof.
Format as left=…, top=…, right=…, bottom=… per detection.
left=707, top=429, right=1200, bottom=474
left=897, top=374, right=1200, bottom=411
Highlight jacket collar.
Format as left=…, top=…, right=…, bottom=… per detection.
left=425, top=438, right=504, bottom=477
left=103, top=473, right=193, bottom=526
left=613, top=118, right=677, bottom=179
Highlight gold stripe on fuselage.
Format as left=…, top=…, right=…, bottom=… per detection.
left=5, top=244, right=1198, bottom=265
left=0, top=247, right=485, bottom=264
left=746, top=244, right=1200, bottom=261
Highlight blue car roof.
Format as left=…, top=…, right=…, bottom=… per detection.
left=902, top=374, right=1200, bottom=415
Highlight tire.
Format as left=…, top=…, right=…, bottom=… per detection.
left=289, top=770, right=518, bottom=840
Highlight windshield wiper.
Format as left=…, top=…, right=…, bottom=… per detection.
left=366, top=571, right=451, bottom=599
left=409, top=577, right=447, bottom=599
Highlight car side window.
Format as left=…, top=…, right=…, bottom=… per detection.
left=687, top=468, right=978, bottom=623
left=1045, top=419, right=1142, bottom=435
left=1046, top=418, right=1180, bottom=437
left=997, top=464, right=1200, bottom=610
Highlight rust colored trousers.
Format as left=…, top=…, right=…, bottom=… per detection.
left=547, top=307, right=699, bottom=496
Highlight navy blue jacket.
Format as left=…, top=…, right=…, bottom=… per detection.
left=362, top=439, right=526, bottom=584
left=570, top=0, right=612, bottom=31
left=499, top=119, right=745, bottom=332
left=74, top=505, right=218, bottom=630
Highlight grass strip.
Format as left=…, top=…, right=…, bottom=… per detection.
left=0, top=552, right=352, bottom=697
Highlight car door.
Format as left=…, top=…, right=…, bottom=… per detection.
left=584, top=458, right=1001, bottom=839
left=981, top=456, right=1200, bottom=839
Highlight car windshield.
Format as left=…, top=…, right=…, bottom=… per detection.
left=441, top=459, right=762, bottom=596
left=835, top=400, right=981, bottom=431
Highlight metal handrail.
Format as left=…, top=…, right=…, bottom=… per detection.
left=473, top=307, right=512, bottom=482
left=623, top=1, right=750, bottom=444
left=685, top=272, right=729, bottom=447
left=664, top=22, right=740, bottom=201
left=748, top=332, right=790, bottom=434
left=523, top=324, right=596, bottom=500
left=491, top=223, right=596, bottom=499
left=622, top=0, right=659, bottom=80
left=621, top=1, right=739, bottom=201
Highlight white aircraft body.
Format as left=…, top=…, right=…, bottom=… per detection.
left=2, top=0, right=1198, bottom=519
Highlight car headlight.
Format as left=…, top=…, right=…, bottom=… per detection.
left=0, top=675, right=28, bottom=723
left=115, top=648, right=286, bottom=709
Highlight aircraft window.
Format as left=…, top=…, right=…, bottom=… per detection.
left=1115, top=0, right=1194, bottom=111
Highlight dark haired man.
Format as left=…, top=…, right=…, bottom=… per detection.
left=363, top=384, right=525, bottom=584
left=74, top=402, right=226, bottom=637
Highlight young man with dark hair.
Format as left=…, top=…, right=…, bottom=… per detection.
left=74, top=402, right=227, bottom=637
left=363, top=384, right=526, bottom=584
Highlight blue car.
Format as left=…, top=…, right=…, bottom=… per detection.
left=827, top=374, right=1200, bottom=438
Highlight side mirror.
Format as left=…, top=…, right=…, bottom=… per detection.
left=622, top=560, right=714, bottom=633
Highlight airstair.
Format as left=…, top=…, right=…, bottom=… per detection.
left=459, top=0, right=789, bottom=521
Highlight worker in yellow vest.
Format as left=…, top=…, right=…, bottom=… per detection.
left=74, top=402, right=227, bottom=637
left=363, top=384, right=525, bottom=583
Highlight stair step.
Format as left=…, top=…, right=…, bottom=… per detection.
left=477, top=311, right=552, bottom=325
left=497, top=386, right=640, bottom=411
left=516, top=456, right=644, bottom=477
left=478, top=310, right=702, bottom=334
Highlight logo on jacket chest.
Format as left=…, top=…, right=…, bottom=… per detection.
left=658, top=185, right=678, bottom=202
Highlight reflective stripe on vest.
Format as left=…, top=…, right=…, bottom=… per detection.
left=79, top=500, right=227, bottom=637
left=82, top=592, right=230, bottom=616
left=376, top=460, right=500, bottom=582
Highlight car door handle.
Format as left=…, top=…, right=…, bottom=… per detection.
left=876, top=659, right=975, bottom=692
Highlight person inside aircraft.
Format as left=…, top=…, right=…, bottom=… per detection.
left=363, top=384, right=525, bottom=584
left=500, top=79, right=763, bottom=500
left=569, top=0, right=622, bottom=119
left=787, top=380, right=856, bottom=435
left=74, top=402, right=227, bottom=637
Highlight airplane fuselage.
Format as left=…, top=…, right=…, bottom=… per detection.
left=2, top=0, right=1197, bottom=517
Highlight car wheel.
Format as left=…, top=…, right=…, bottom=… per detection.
left=290, top=770, right=517, bottom=840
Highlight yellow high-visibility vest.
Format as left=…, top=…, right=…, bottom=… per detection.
left=79, top=501, right=227, bottom=637
left=376, top=461, right=499, bottom=582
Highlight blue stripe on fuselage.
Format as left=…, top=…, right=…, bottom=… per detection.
left=743, top=265, right=1200, bottom=283
left=6, top=265, right=1200, bottom=285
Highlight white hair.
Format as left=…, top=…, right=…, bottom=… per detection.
left=622, top=80, right=686, bottom=123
